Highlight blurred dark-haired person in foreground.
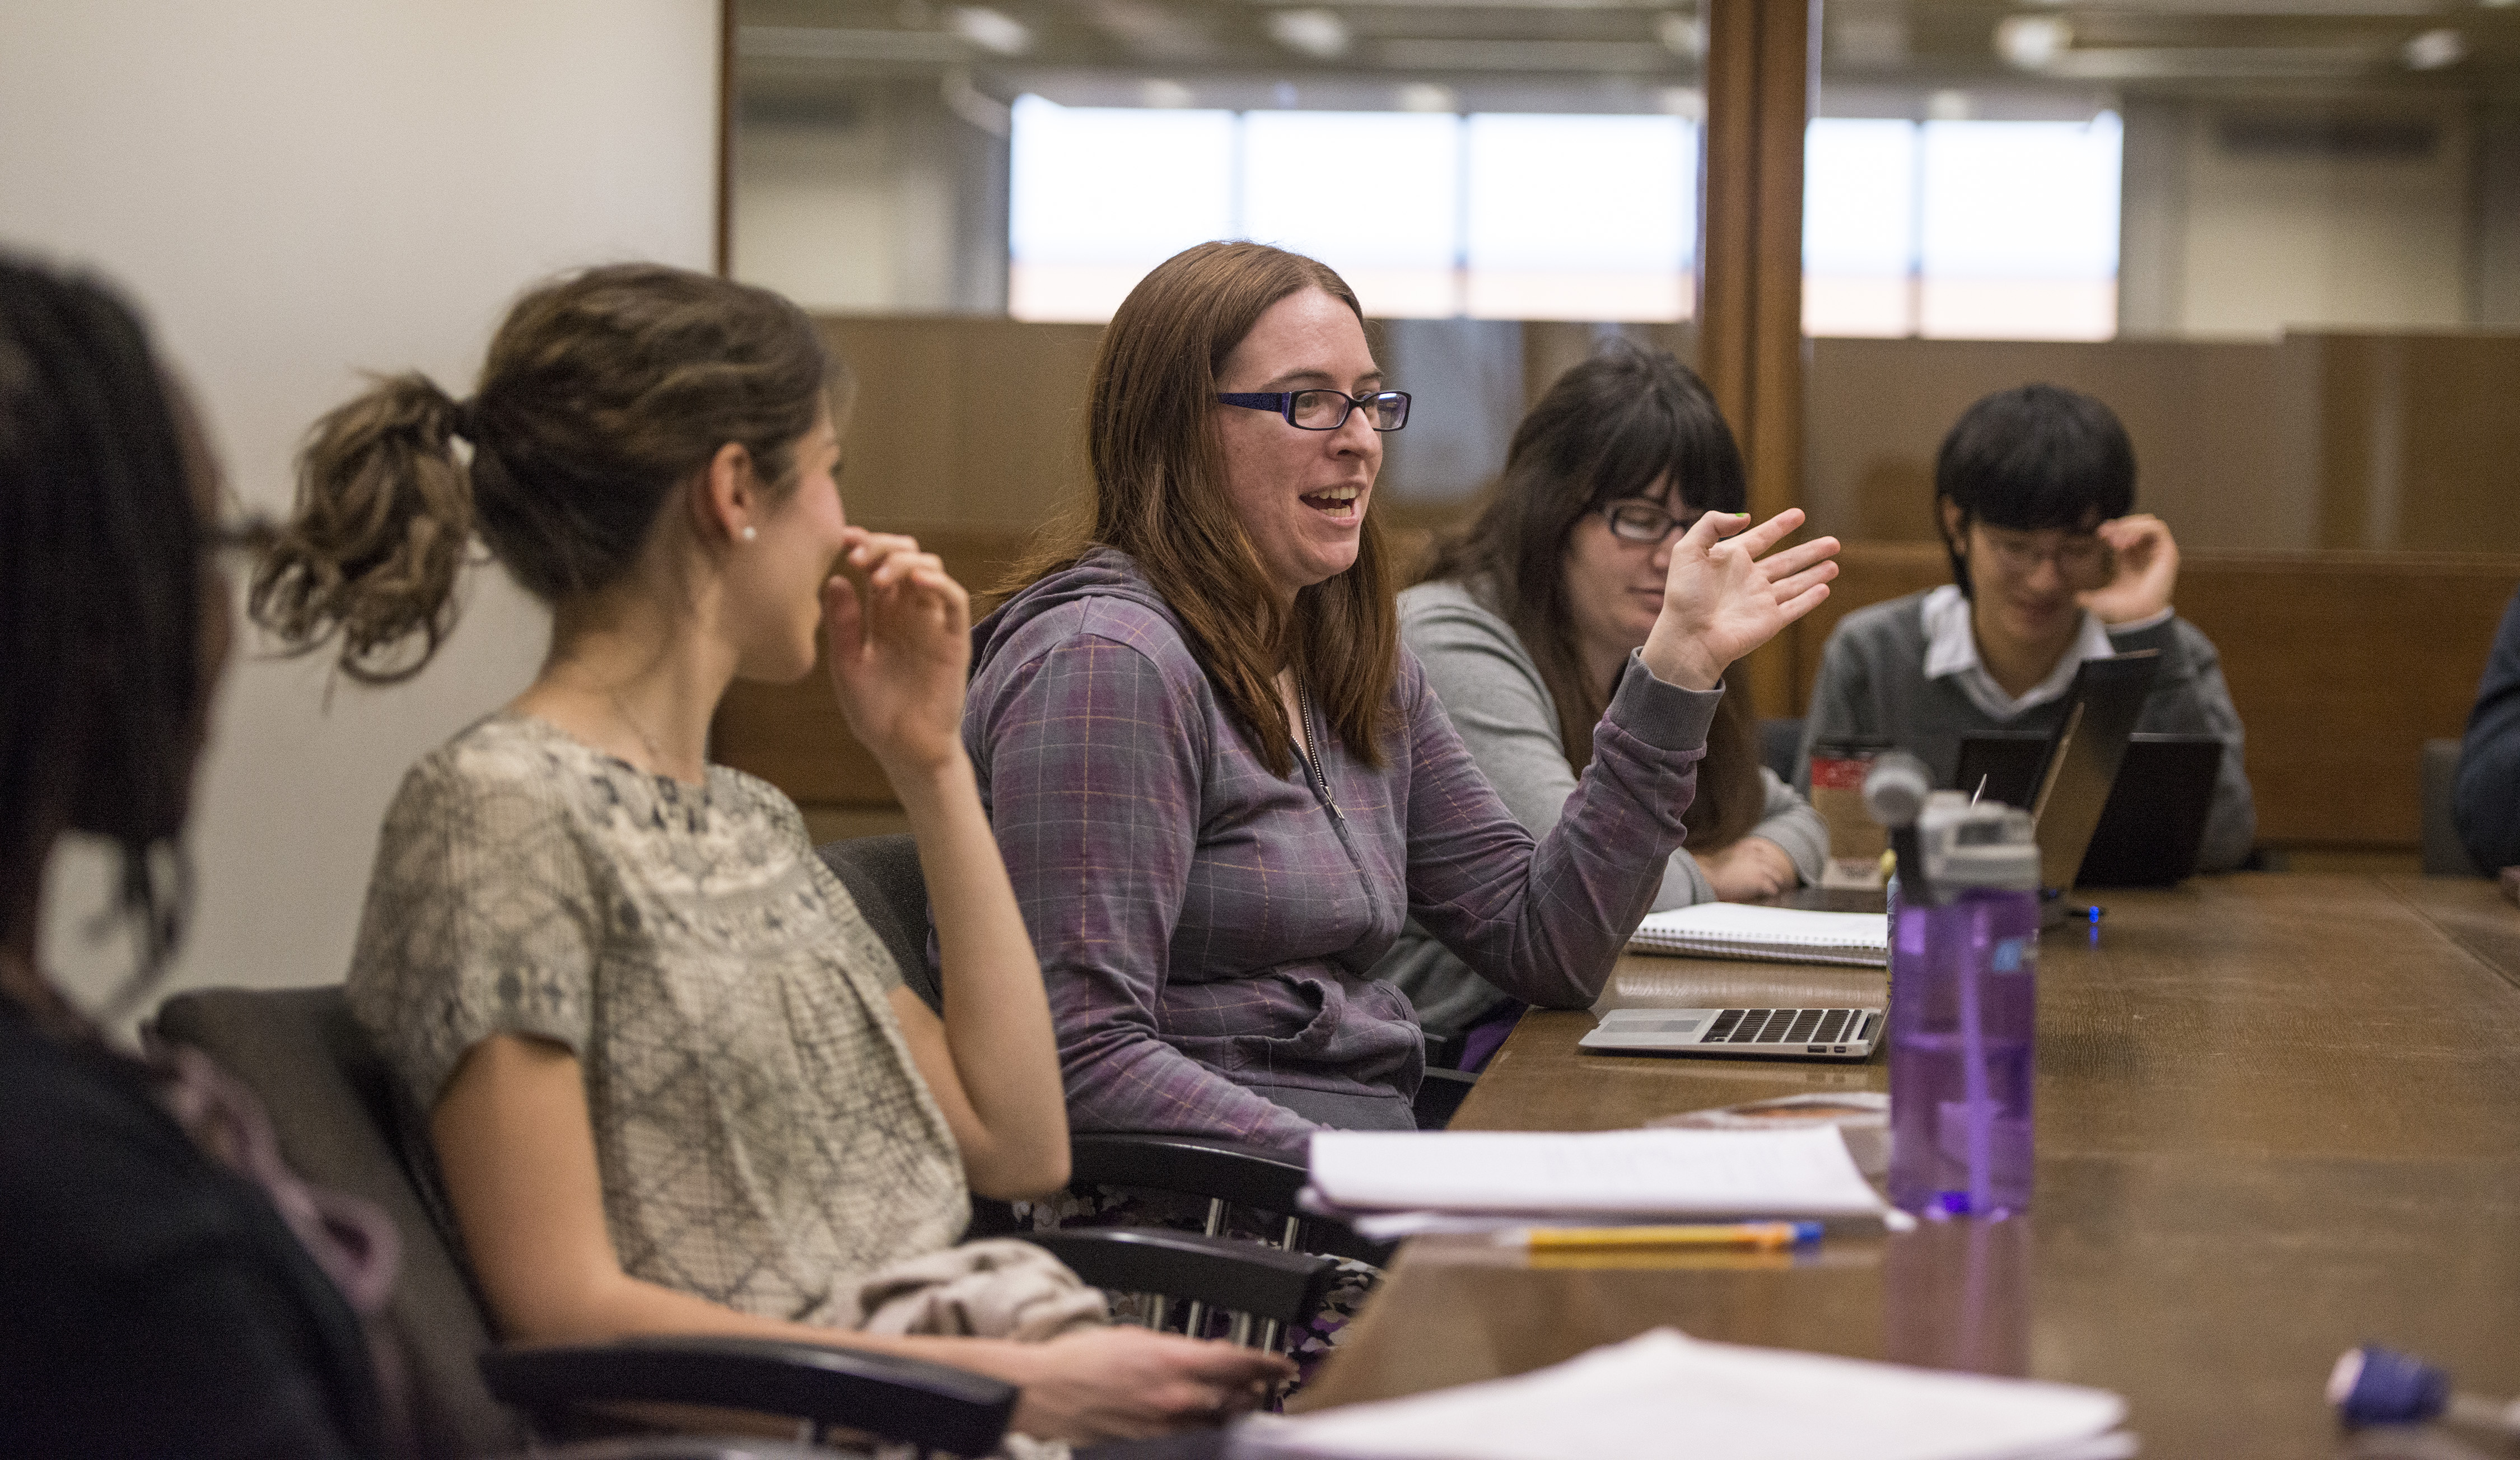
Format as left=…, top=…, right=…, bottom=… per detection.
left=2456, top=587, right=2520, bottom=880
left=0, top=256, right=405, bottom=1458
left=1371, top=341, right=1827, bottom=1066
left=1796, top=383, right=2255, bottom=871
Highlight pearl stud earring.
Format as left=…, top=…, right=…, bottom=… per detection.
left=740, top=526, right=758, bottom=542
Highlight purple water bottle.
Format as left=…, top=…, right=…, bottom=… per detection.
left=1866, top=759, right=2041, bottom=1218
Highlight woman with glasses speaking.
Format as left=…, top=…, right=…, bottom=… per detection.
left=1370, top=342, right=1831, bottom=1071
left=963, top=242, right=1840, bottom=1155
left=1796, top=383, right=2255, bottom=872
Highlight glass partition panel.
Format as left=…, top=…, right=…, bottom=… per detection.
left=1803, top=0, right=2520, bottom=553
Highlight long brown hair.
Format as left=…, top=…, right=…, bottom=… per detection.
left=251, top=264, right=837, bottom=682
left=1422, top=338, right=1764, bottom=849
left=998, top=241, right=1398, bottom=776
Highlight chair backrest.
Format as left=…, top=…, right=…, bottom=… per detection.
left=2423, top=738, right=2486, bottom=876
left=1758, top=716, right=1806, bottom=785
left=819, top=834, right=942, bottom=1013
left=153, top=986, right=524, bottom=1460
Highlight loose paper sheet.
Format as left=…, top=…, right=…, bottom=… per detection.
left=1231, top=1328, right=2130, bottom=1460
left=1305, top=1126, right=1889, bottom=1219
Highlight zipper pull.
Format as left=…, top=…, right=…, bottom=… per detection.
left=1298, top=681, right=1345, bottom=822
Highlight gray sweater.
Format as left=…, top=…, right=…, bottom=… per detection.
left=1795, top=590, right=2256, bottom=873
left=1369, top=580, right=1829, bottom=1038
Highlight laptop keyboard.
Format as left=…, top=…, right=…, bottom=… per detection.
left=1702, top=1009, right=1875, bottom=1045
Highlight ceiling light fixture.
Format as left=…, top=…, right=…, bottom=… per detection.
left=1397, top=82, right=1456, bottom=111
left=2403, top=27, right=2466, bottom=68
left=1995, top=14, right=2075, bottom=70
left=1268, top=8, right=1351, bottom=59
left=1656, top=11, right=1705, bottom=59
left=948, top=6, right=1032, bottom=55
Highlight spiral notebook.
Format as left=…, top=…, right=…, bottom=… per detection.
left=1625, top=903, right=1889, bottom=967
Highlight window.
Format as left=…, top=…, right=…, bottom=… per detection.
left=1008, top=97, right=1697, bottom=322
left=1803, top=113, right=2122, bottom=340
left=1007, top=96, right=1237, bottom=322
left=1242, top=111, right=1463, bottom=319
left=1463, top=114, right=1696, bottom=321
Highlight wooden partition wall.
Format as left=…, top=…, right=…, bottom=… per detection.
left=1810, top=332, right=2520, bottom=555
left=713, top=314, right=2520, bottom=857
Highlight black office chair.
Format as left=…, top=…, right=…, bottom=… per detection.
left=1757, top=716, right=1807, bottom=785
left=820, top=836, right=1406, bottom=1306
left=2423, top=738, right=2486, bottom=876
left=153, top=985, right=1331, bottom=1457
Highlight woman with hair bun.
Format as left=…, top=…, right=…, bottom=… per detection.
left=965, top=242, right=1840, bottom=1155
left=258, top=263, right=1287, bottom=1444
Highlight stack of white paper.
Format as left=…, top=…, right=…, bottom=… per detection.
left=1627, top=903, right=1890, bottom=967
left=1301, top=1127, right=1896, bottom=1238
left=1231, top=1329, right=2133, bottom=1460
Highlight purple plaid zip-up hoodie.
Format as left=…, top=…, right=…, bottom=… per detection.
left=963, top=547, right=1720, bottom=1156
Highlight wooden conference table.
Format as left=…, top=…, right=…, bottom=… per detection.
left=1299, top=875, right=2520, bottom=1457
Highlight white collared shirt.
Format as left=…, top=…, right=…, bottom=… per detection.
left=1919, top=584, right=2169, bottom=722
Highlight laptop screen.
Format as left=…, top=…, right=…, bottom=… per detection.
left=2014, top=652, right=2159, bottom=895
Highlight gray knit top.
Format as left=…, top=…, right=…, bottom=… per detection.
left=347, top=713, right=967, bottom=1327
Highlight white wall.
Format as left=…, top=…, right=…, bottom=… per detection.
left=1, top=0, right=718, bottom=1013
left=731, top=81, right=1012, bottom=314
left=736, top=116, right=908, bottom=310
left=2120, top=99, right=2474, bottom=338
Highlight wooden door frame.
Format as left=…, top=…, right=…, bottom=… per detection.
left=1700, top=0, right=1816, bottom=716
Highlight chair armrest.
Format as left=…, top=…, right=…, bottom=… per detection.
left=1411, top=1069, right=1478, bottom=1130
left=479, top=1335, right=1014, bottom=1457
left=1016, top=1228, right=1337, bottom=1326
left=532, top=1440, right=832, bottom=1460
left=1069, top=1132, right=1309, bottom=1212
left=1069, top=1131, right=1397, bottom=1267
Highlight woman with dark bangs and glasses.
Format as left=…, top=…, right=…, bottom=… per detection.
left=962, top=241, right=1841, bottom=1158
left=1795, top=383, right=2255, bottom=872
left=0, top=256, right=404, bottom=1458
left=1370, top=341, right=1830, bottom=1069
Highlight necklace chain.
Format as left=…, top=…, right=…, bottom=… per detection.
left=606, top=687, right=669, bottom=768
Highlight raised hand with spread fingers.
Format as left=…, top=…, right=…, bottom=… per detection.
left=1641, top=506, right=1842, bottom=692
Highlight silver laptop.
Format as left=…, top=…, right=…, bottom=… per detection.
left=1579, top=1006, right=1880, bottom=1061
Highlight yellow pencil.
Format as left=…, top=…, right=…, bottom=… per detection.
left=1512, top=1221, right=1823, bottom=1251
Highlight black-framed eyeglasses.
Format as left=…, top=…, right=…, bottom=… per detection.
left=1216, top=389, right=1411, bottom=432
left=1599, top=498, right=1701, bottom=545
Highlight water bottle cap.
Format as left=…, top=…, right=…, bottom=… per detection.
left=1918, top=796, right=2039, bottom=892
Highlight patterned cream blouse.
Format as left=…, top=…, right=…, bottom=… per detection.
left=347, top=712, right=967, bottom=1326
